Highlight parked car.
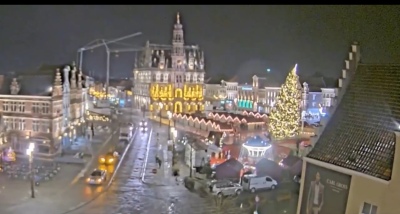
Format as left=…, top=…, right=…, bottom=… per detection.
left=86, top=169, right=107, bottom=185
left=207, top=179, right=231, bottom=188
left=210, top=181, right=243, bottom=197
left=242, top=174, right=278, bottom=193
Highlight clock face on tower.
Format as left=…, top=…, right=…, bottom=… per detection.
left=177, top=60, right=182, bottom=65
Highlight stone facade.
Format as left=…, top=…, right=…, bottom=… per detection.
left=0, top=63, right=87, bottom=156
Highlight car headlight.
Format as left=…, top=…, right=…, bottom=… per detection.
left=144, top=127, right=148, bottom=131
left=108, top=158, right=114, bottom=163
left=97, top=178, right=102, bottom=182
left=100, top=158, right=105, bottom=162
left=86, top=178, right=90, bottom=182
left=129, top=127, right=133, bottom=131
left=144, top=122, right=147, bottom=126
left=139, top=122, right=143, bottom=126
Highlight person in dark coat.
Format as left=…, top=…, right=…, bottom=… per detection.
left=90, top=123, right=94, bottom=136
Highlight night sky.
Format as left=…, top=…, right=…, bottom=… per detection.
left=0, top=5, right=399, bottom=83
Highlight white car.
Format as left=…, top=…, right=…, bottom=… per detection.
left=86, top=169, right=107, bottom=185
left=210, top=181, right=243, bottom=197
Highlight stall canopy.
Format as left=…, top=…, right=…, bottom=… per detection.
left=215, top=158, right=243, bottom=180
left=255, top=158, right=283, bottom=182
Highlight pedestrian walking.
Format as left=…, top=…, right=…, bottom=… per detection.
left=156, top=156, right=162, bottom=168
left=90, top=123, right=94, bottom=136
left=255, top=195, right=260, bottom=211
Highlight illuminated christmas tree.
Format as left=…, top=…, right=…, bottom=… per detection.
left=269, top=64, right=302, bottom=139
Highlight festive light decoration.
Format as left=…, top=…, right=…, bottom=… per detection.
left=269, top=64, right=302, bottom=139
left=173, top=113, right=233, bottom=131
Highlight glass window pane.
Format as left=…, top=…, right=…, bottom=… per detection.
left=371, top=205, right=377, bottom=214
left=362, top=203, right=371, bottom=214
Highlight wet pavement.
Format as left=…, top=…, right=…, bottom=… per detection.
left=0, top=110, right=299, bottom=214
left=68, top=122, right=252, bottom=214
left=0, top=113, right=124, bottom=214
left=68, top=119, right=299, bottom=214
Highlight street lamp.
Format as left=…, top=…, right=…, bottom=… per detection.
left=167, top=111, right=172, bottom=141
left=158, top=103, right=164, bottom=127
left=183, top=136, right=194, bottom=178
left=171, top=127, right=177, bottom=167
left=26, top=143, right=35, bottom=198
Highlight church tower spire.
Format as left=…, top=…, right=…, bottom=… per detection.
left=172, top=12, right=185, bottom=70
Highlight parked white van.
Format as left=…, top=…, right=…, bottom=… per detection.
left=242, top=174, right=278, bottom=193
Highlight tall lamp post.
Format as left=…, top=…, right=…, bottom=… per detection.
left=171, top=127, right=176, bottom=166
left=158, top=103, right=164, bottom=127
left=26, top=143, right=35, bottom=198
left=167, top=111, right=172, bottom=141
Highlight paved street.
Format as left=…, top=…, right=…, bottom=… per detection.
left=68, top=121, right=253, bottom=214
left=0, top=110, right=299, bottom=214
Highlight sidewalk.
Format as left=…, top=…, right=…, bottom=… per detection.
left=141, top=125, right=194, bottom=186
left=142, top=127, right=173, bottom=186
left=0, top=163, right=82, bottom=210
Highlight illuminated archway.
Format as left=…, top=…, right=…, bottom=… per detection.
left=167, top=102, right=173, bottom=112
left=174, top=101, right=182, bottom=113
left=175, top=89, right=183, bottom=98
left=184, top=102, right=191, bottom=112
left=191, top=102, right=198, bottom=112
left=198, top=102, right=204, bottom=111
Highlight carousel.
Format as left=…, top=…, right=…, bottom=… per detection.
left=239, top=135, right=272, bottom=165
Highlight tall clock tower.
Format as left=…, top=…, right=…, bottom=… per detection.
left=171, top=13, right=186, bottom=91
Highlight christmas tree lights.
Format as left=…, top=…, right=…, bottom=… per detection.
left=269, top=64, right=302, bottom=139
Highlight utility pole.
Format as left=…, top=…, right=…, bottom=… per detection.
left=189, top=139, right=193, bottom=178
left=102, top=39, right=111, bottom=103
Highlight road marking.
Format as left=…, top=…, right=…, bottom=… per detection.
left=107, top=128, right=139, bottom=188
left=59, top=129, right=139, bottom=214
left=141, top=128, right=153, bottom=183
left=69, top=130, right=116, bottom=185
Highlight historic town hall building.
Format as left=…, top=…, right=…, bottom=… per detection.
left=132, top=13, right=205, bottom=117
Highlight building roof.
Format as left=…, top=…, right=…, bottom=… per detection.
left=0, top=63, right=87, bottom=96
left=109, top=79, right=133, bottom=90
left=300, top=72, right=338, bottom=92
left=0, top=73, right=54, bottom=96
left=137, top=45, right=205, bottom=72
left=244, top=135, right=271, bottom=147
left=307, top=64, right=400, bottom=181
left=216, top=158, right=243, bottom=172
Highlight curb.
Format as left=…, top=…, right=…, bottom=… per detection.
left=140, top=129, right=167, bottom=187
left=60, top=127, right=139, bottom=214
